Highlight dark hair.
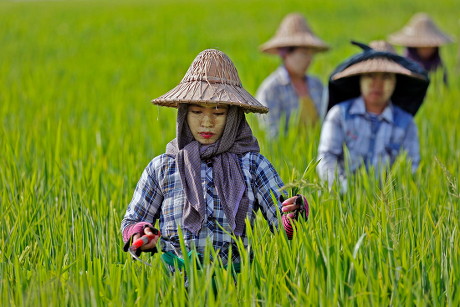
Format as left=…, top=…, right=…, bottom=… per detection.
left=406, top=47, right=442, bottom=72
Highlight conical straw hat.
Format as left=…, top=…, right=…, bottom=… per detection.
left=388, top=13, right=454, bottom=47
left=331, top=57, right=424, bottom=80
left=260, top=13, right=329, bottom=54
left=152, top=49, right=268, bottom=113
left=369, top=40, right=397, bottom=54
left=328, top=42, right=430, bottom=116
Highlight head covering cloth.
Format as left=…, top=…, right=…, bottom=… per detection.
left=327, top=41, right=430, bottom=116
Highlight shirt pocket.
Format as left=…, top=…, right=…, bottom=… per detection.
left=345, top=128, right=366, bottom=156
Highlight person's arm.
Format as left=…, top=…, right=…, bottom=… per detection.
left=121, top=160, right=163, bottom=250
left=253, top=155, right=308, bottom=239
left=317, top=106, right=346, bottom=187
left=402, top=119, right=420, bottom=173
left=256, top=83, right=282, bottom=138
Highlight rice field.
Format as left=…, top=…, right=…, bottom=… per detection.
left=1, top=0, right=459, bottom=305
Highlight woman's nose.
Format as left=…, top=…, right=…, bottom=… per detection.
left=201, top=114, right=213, bottom=127
left=372, top=77, right=384, bottom=88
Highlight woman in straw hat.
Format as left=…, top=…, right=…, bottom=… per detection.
left=369, top=40, right=397, bottom=54
left=388, top=12, right=454, bottom=85
left=317, top=42, right=430, bottom=192
left=121, top=49, right=309, bottom=271
left=256, top=13, right=329, bottom=137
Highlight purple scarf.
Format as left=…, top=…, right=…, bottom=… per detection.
left=166, top=105, right=260, bottom=236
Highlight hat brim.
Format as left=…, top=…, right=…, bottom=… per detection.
left=152, top=81, right=269, bottom=114
left=328, top=50, right=430, bottom=116
left=332, top=58, right=426, bottom=80
left=388, top=33, right=454, bottom=47
left=260, top=34, right=330, bottom=54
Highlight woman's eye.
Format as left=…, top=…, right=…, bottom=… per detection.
left=214, top=112, right=226, bottom=116
left=191, top=110, right=202, bottom=114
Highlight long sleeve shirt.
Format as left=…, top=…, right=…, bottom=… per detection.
left=121, top=152, right=285, bottom=265
left=256, top=66, right=326, bottom=137
left=317, top=97, right=420, bottom=186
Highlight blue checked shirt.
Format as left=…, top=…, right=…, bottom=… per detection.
left=256, top=65, right=326, bottom=137
left=317, top=97, right=420, bottom=186
left=121, top=152, right=284, bottom=265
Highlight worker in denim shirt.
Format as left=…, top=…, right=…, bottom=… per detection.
left=256, top=13, right=329, bottom=137
left=317, top=42, right=430, bottom=191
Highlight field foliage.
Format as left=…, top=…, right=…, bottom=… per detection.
left=1, top=0, right=459, bottom=305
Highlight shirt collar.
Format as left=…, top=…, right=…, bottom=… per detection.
left=276, top=65, right=291, bottom=85
left=350, top=97, right=394, bottom=123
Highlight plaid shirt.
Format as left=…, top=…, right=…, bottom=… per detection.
left=121, top=152, right=284, bottom=265
left=256, top=65, right=326, bottom=137
left=317, top=97, right=420, bottom=186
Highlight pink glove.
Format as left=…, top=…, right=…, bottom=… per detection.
left=122, top=222, right=154, bottom=243
left=280, top=194, right=309, bottom=240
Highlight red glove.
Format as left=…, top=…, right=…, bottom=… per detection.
left=280, top=194, right=309, bottom=240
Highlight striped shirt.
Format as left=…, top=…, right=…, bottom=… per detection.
left=256, top=65, right=326, bottom=137
left=317, top=97, right=420, bottom=186
left=121, top=152, right=285, bottom=265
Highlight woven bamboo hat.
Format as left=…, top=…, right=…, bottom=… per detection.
left=151, top=49, right=268, bottom=113
left=328, top=42, right=430, bottom=116
left=369, top=40, right=397, bottom=54
left=388, top=13, right=454, bottom=47
left=331, top=42, right=425, bottom=81
left=260, top=13, right=329, bottom=54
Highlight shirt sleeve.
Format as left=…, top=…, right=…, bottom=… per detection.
left=120, top=161, right=163, bottom=237
left=402, top=119, right=420, bottom=173
left=256, top=83, right=282, bottom=138
left=317, top=106, right=345, bottom=186
left=252, top=154, right=285, bottom=228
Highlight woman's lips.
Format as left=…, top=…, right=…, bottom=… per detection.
left=199, top=132, right=215, bottom=139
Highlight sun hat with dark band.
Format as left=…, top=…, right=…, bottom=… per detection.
left=388, top=13, right=454, bottom=47
left=259, top=13, right=329, bottom=54
left=152, top=49, right=268, bottom=114
left=327, top=41, right=430, bottom=116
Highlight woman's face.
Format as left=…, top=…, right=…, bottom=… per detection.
left=415, top=47, right=437, bottom=60
left=360, top=72, right=396, bottom=112
left=186, top=103, right=228, bottom=145
left=283, top=47, right=315, bottom=76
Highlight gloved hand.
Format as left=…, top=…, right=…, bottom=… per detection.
left=123, top=223, right=160, bottom=256
left=280, top=194, right=309, bottom=240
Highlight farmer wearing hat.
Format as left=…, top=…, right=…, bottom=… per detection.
left=317, top=42, right=430, bottom=191
left=388, top=13, right=454, bottom=85
left=369, top=40, right=397, bottom=54
left=121, top=49, right=309, bottom=271
left=256, top=13, right=329, bottom=137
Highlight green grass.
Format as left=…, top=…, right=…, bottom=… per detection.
left=1, top=0, right=459, bottom=305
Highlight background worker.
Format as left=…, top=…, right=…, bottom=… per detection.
left=317, top=42, right=430, bottom=191
left=388, top=12, right=454, bottom=85
left=256, top=13, right=329, bottom=137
